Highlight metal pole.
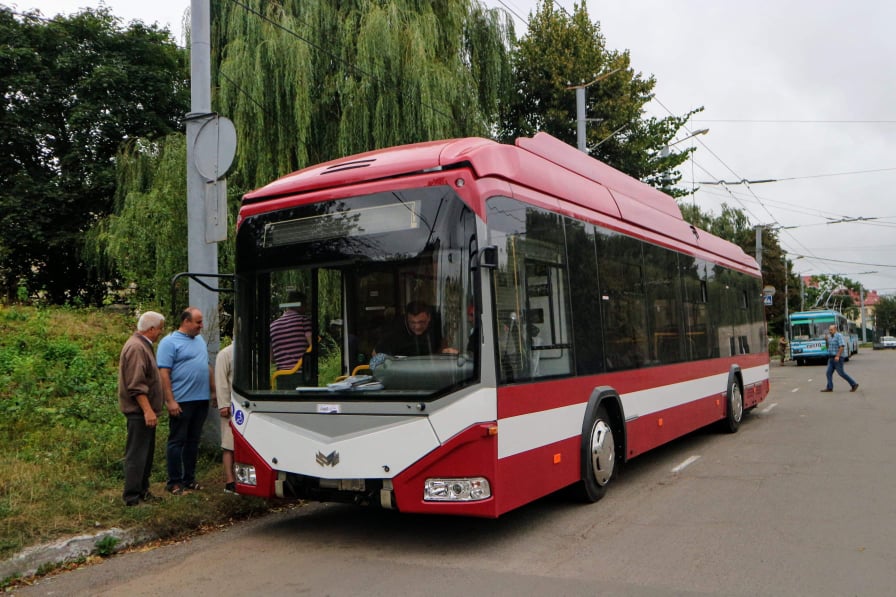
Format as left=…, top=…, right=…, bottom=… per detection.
left=754, top=225, right=762, bottom=270
left=185, top=0, right=221, bottom=448
left=576, top=87, right=586, bottom=153
left=186, top=0, right=219, bottom=355
left=566, top=69, right=621, bottom=155
left=784, top=259, right=789, bottom=336
left=860, top=286, right=867, bottom=342
left=800, top=274, right=804, bottom=311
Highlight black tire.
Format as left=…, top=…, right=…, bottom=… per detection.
left=573, top=405, right=616, bottom=502
left=722, top=377, right=744, bottom=433
left=796, top=358, right=804, bottom=366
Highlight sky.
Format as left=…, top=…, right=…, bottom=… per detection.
left=7, top=0, right=896, bottom=296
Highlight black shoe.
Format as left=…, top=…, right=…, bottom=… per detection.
left=224, top=482, right=237, bottom=494
left=820, top=388, right=833, bottom=392
left=850, top=384, right=859, bottom=392
left=124, top=499, right=140, bottom=507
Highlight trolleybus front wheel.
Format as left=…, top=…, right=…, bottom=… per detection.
left=574, top=405, right=616, bottom=502
left=722, top=377, right=743, bottom=433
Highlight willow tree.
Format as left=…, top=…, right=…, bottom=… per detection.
left=212, top=0, right=514, bottom=191
left=501, top=1, right=698, bottom=193
left=89, top=0, right=512, bottom=305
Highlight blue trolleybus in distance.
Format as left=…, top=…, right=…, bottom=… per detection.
left=788, top=310, right=855, bottom=366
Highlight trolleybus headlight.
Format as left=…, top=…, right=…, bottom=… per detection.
left=234, top=463, right=257, bottom=486
left=423, top=477, right=491, bottom=501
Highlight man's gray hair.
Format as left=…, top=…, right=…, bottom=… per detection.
left=137, top=311, right=165, bottom=332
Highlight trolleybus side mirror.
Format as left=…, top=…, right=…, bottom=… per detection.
left=474, top=246, right=498, bottom=270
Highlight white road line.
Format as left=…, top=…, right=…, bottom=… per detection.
left=791, top=388, right=799, bottom=393
left=761, top=403, right=778, bottom=414
left=671, top=455, right=701, bottom=474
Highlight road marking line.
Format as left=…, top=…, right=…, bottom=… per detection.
left=791, top=388, right=799, bottom=393
left=761, top=403, right=778, bottom=414
left=671, top=455, right=701, bottom=473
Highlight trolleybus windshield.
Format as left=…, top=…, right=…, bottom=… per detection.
left=233, top=186, right=478, bottom=399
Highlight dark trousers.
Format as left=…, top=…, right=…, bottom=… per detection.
left=826, top=357, right=857, bottom=390
left=123, top=414, right=156, bottom=504
left=166, top=400, right=209, bottom=488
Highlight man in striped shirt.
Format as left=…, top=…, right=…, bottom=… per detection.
left=270, top=291, right=312, bottom=372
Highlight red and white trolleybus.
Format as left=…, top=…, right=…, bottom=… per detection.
left=230, top=132, right=770, bottom=517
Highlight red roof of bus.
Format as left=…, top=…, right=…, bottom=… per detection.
left=242, top=133, right=758, bottom=273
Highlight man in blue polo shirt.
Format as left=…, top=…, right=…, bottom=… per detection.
left=821, top=324, right=859, bottom=393
left=158, top=307, right=215, bottom=494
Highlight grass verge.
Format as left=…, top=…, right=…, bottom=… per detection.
left=0, top=305, right=272, bottom=581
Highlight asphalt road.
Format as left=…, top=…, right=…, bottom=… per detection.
left=15, top=349, right=895, bottom=596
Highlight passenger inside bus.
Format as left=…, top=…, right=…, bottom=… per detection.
left=270, top=291, right=312, bottom=367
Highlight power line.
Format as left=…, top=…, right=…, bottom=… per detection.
left=654, top=98, right=782, bottom=224
left=695, top=119, right=896, bottom=124
left=491, top=0, right=574, bottom=28
left=698, top=166, right=896, bottom=184
left=774, top=167, right=896, bottom=182
left=789, top=255, right=896, bottom=269
left=493, top=0, right=528, bottom=26
left=693, top=184, right=896, bottom=227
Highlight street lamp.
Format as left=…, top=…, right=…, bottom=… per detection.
left=660, top=128, right=709, bottom=155
left=658, top=128, right=709, bottom=190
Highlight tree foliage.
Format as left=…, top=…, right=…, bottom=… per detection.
left=211, top=0, right=514, bottom=191
left=801, top=274, right=859, bottom=319
left=0, top=7, right=188, bottom=303
left=872, top=295, right=896, bottom=336
left=500, top=1, right=700, bottom=193
left=91, top=0, right=515, bottom=305
left=85, top=135, right=238, bottom=311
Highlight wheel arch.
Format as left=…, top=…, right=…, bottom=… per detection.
left=584, top=386, right=627, bottom=466
left=727, top=365, right=743, bottom=395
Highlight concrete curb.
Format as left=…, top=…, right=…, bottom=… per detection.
left=0, top=527, right=156, bottom=581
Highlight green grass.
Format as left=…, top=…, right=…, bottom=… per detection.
left=0, top=305, right=271, bottom=566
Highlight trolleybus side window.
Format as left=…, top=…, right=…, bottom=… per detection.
left=643, top=243, right=685, bottom=365
left=597, top=232, right=649, bottom=371
left=682, top=257, right=711, bottom=360
left=564, top=219, right=605, bottom=375
left=487, top=197, right=573, bottom=383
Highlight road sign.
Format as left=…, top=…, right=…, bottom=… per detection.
left=763, top=294, right=773, bottom=306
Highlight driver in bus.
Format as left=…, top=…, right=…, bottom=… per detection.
left=372, top=301, right=443, bottom=358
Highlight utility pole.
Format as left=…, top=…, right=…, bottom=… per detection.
left=754, top=225, right=763, bottom=270
left=784, top=255, right=789, bottom=339
left=567, top=69, right=620, bottom=154
left=185, top=0, right=237, bottom=445
left=186, top=0, right=218, bottom=354
left=186, top=0, right=235, bottom=356
left=860, top=286, right=867, bottom=342
left=800, top=274, right=804, bottom=311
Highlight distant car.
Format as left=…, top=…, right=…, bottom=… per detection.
left=880, top=336, right=896, bottom=348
